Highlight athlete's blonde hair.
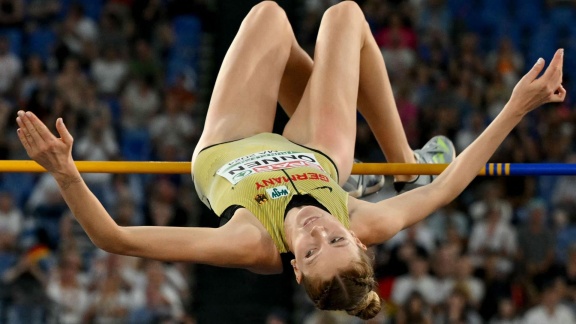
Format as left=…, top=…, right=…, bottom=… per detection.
left=300, top=248, right=382, bottom=319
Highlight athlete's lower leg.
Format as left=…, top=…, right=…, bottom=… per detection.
left=355, top=21, right=417, bottom=182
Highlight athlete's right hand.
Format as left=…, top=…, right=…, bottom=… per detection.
left=16, top=110, right=77, bottom=178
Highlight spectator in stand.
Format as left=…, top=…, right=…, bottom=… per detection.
left=431, top=244, right=459, bottom=304
left=376, top=233, right=429, bottom=279
left=387, top=223, right=437, bottom=257
left=378, top=13, right=417, bottom=81
left=516, top=201, right=555, bottom=284
left=418, top=30, right=450, bottom=75
left=149, top=94, right=196, bottom=160
left=499, top=140, right=538, bottom=214
left=523, top=278, right=576, bottom=324
left=60, top=3, right=98, bottom=58
left=121, top=74, right=160, bottom=131
left=538, top=131, right=573, bottom=209
left=0, top=99, right=14, bottom=162
left=1, top=229, right=52, bottom=324
left=103, top=173, right=145, bottom=219
left=74, top=111, right=119, bottom=205
left=488, top=298, right=522, bottom=324
left=486, top=38, right=525, bottom=92
left=43, top=95, right=79, bottom=141
left=0, top=36, right=21, bottom=97
left=416, top=0, right=452, bottom=39
left=75, top=81, right=114, bottom=132
left=469, top=180, right=513, bottom=223
left=395, top=291, right=432, bottom=324
left=0, top=190, right=23, bottom=317
left=552, top=153, right=576, bottom=213
left=478, top=252, right=516, bottom=320
left=391, top=257, right=440, bottom=306
left=375, top=13, right=416, bottom=50
left=86, top=251, right=142, bottom=299
left=19, top=55, right=50, bottom=103
left=55, top=56, right=89, bottom=114
left=411, top=64, right=434, bottom=107
left=450, top=33, right=486, bottom=84
left=98, top=11, right=129, bottom=53
left=25, top=173, right=67, bottom=238
left=453, top=255, right=485, bottom=308
left=427, top=200, right=469, bottom=244
left=553, top=209, right=576, bottom=265
left=0, top=191, right=23, bottom=253
left=58, top=212, right=94, bottom=263
left=485, top=73, right=513, bottom=121
left=416, top=75, right=459, bottom=142
left=143, top=178, right=187, bottom=227
left=468, top=204, right=517, bottom=274
left=556, top=244, right=576, bottom=305
left=46, top=250, right=89, bottom=324
left=129, top=39, right=162, bottom=85
left=113, top=199, right=140, bottom=227
left=395, top=82, right=419, bottom=147
left=381, top=31, right=417, bottom=82
left=434, top=287, right=483, bottom=324
left=130, top=260, right=184, bottom=323
left=166, top=72, right=198, bottom=114
left=91, top=47, right=129, bottom=96
left=84, top=272, right=131, bottom=323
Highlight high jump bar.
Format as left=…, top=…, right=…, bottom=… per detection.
left=0, top=161, right=575, bottom=176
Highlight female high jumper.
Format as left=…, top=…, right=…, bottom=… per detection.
left=16, top=1, right=565, bottom=320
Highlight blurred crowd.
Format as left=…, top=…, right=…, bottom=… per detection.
left=0, top=0, right=206, bottom=323
left=296, top=0, right=576, bottom=323
left=1, top=0, right=576, bottom=323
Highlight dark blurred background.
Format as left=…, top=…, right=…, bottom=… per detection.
left=1, top=0, right=576, bottom=323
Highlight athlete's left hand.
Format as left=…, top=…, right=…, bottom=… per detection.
left=508, top=48, right=566, bottom=116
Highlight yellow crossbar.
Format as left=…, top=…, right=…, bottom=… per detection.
left=0, top=161, right=456, bottom=175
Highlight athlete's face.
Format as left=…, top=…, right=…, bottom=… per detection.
left=284, top=206, right=367, bottom=283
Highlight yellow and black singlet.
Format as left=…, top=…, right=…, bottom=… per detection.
left=193, top=133, right=350, bottom=253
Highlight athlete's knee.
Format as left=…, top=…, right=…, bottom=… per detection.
left=323, top=1, right=365, bottom=25
left=246, top=1, right=289, bottom=29
left=244, top=1, right=292, bottom=41
left=250, top=1, right=283, bottom=14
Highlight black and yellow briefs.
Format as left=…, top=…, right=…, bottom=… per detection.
left=193, top=133, right=350, bottom=253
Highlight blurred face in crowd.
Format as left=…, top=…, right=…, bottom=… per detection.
left=27, top=56, right=44, bottom=75
left=498, top=299, right=516, bottom=319
left=0, top=193, right=12, bottom=213
left=0, top=39, right=9, bottom=56
left=456, top=256, right=474, bottom=278
left=409, top=258, right=429, bottom=278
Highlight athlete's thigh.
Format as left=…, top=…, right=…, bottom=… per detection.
left=193, top=2, right=292, bottom=161
left=282, top=2, right=365, bottom=184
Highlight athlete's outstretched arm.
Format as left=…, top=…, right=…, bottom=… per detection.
left=15, top=111, right=268, bottom=270
left=350, top=49, right=565, bottom=246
